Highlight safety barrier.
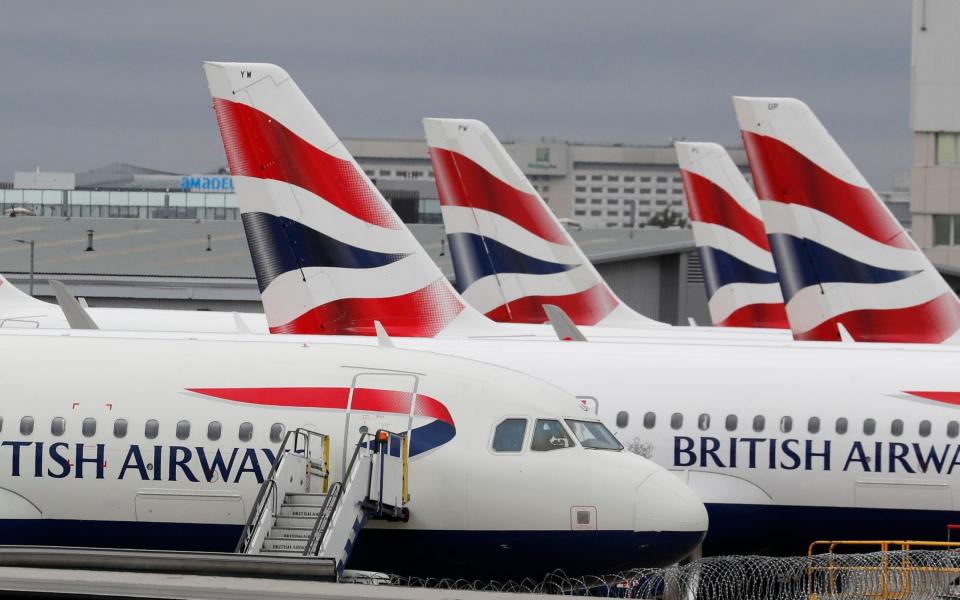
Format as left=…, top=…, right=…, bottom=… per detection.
left=373, top=549, right=960, bottom=598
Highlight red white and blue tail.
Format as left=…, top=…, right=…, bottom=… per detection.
left=423, top=117, right=665, bottom=328
left=675, top=142, right=788, bottom=329
left=734, top=96, right=960, bottom=343
left=203, top=62, right=490, bottom=337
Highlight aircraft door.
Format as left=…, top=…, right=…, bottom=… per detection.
left=341, top=372, right=419, bottom=478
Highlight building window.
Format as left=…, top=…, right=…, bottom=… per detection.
left=936, top=132, right=959, bottom=166
left=575, top=175, right=586, bottom=181
left=591, top=198, right=602, bottom=204
left=378, top=170, right=391, bottom=177
left=656, top=176, right=668, bottom=183
left=624, top=176, right=636, bottom=182
left=624, top=187, right=635, bottom=194
left=641, top=176, right=651, bottom=183
left=590, top=210, right=601, bottom=216
left=672, top=188, right=683, bottom=195
left=608, top=175, right=619, bottom=182
left=640, top=188, right=651, bottom=194
left=575, top=187, right=586, bottom=193
left=607, top=210, right=618, bottom=216
left=656, top=188, right=667, bottom=194
left=672, top=176, right=681, bottom=183
left=933, top=215, right=960, bottom=246
left=591, top=175, right=602, bottom=181
left=574, top=210, right=585, bottom=216
left=608, top=187, right=619, bottom=193
left=591, top=187, right=602, bottom=193
left=575, top=198, right=585, bottom=204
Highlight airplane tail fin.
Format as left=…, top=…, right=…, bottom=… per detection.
left=0, top=273, right=45, bottom=307
left=423, top=117, right=665, bottom=328
left=675, top=142, right=788, bottom=329
left=203, top=62, right=491, bottom=337
left=734, top=96, right=960, bottom=343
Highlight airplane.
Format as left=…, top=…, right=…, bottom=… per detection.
left=674, top=141, right=789, bottom=329
left=734, top=96, right=960, bottom=344
left=0, top=272, right=267, bottom=333
left=0, top=327, right=706, bottom=579
left=203, top=61, right=960, bottom=555
left=422, top=117, right=665, bottom=328
left=421, top=117, right=789, bottom=339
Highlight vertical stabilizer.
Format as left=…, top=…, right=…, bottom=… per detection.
left=203, top=62, right=492, bottom=337
left=675, top=142, right=788, bottom=329
left=424, top=117, right=666, bottom=328
left=734, top=96, right=960, bottom=343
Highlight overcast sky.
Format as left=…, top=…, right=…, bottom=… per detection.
left=0, top=1, right=913, bottom=186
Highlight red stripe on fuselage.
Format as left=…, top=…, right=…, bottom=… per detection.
left=905, top=391, right=960, bottom=407
left=429, top=147, right=569, bottom=246
left=741, top=131, right=912, bottom=250
left=187, top=386, right=453, bottom=426
left=794, top=292, right=960, bottom=343
left=484, top=283, right=619, bottom=326
left=211, top=98, right=401, bottom=230
left=715, top=301, right=789, bottom=329
left=268, top=279, right=464, bottom=337
left=682, top=169, right=770, bottom=250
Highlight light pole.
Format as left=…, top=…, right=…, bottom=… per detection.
left=13, top=239, right=34, bottom=296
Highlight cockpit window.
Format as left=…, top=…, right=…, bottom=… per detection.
left=492, top=418, right=527, bottom=453
left=565, top=419, right=623, bottom=451
left=531, top=419, right=575, bottom=451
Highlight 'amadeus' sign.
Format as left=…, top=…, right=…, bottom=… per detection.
left=181, top=176, right=235, bottom=192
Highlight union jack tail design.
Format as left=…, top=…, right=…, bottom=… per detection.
left=423, top=117, right=665, bottom=327
left=203, top=62, right=491, bottom=337
left=675, top=142, right=788, bottom=329
left=734, top=96, right=960, bottom=343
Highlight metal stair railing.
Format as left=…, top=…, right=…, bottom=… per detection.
left=303, top=431, right=373, bottom=557
left=235, top=427, right=330, bottom=554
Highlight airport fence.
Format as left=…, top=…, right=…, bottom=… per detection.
left=372, top=549, right=960, bottom=598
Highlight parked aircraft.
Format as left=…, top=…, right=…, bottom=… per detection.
left=0, top=329, right=706, bottom=578
left=675, top=141, right=788, bottom=329
left=735, top=96, right=960, bottom=344
left=204, top=62, right=960, bottom=555
left=0, top=273, right=267, bottom=333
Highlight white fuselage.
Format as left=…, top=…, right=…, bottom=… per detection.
left=0, top=330, right=705, bottom=578
left=33, top=327, right=956, bottom=554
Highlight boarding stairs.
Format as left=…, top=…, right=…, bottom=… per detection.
left=235, top=428, right=409, bottom=578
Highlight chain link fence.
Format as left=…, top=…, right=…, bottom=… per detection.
left=358, top=550, right=960, bottom=598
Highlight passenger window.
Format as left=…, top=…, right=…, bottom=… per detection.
left=20, top=416, right=34, bottom=436
left=808, top=417, right=820, bottom=434
left=780, top=416, right=793, bottom=433
left=670, top=413, right=683, bottom=430
left=836, top=418, right=848, bottom=434
left=891, top=419, right=903, bottom=437
left=697, top=414, right=710, bottom=431
left=531, top=419, right=575, bottom=451
left=616, top=411, right=629, bottom=428
left=752, top=415, right=765, bottom=432
left=0, top=417, right=4, bottom=432
left=492, top=418, right=527, bottom=452
left=145, top=419, right=159, bottom=439
left=919, top=420, right=932, bottom=438
left=51, top=417, right=65, bottom=437
left=270, top=423, right=285, bottom=443
left=207, top=421, right=222, bottom=441
left=82, top=417, right=96, bottom=438
left=949, top=421, right=960, bottom=439
left=113, top=419, right=128, bottom=438
left=725, top=415, right=737, bottom=432
left=643, top=412, right=655, bottom=429
left=863, top=418, right=876, bottom=436
left=239, top=422, right=253, bottom=442
left=176, top=420, right=190, bottom=440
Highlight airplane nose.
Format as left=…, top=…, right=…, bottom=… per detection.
left=636, top=470, right=709, bottom=534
